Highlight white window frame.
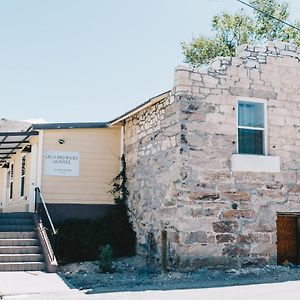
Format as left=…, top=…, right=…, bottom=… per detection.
left=20, top=154, right=26, bottom=198
left=236, top=97, right=268, bottom=156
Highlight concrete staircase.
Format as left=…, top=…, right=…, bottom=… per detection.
left=0, top=212, right=45, bottom=271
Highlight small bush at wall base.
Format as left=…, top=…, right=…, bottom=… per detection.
left=99, top=244, right=113, bottom=273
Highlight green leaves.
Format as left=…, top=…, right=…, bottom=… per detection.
left=99, top=244, right=113, bottom=273
left=182, top=0, right=300, bottom=67
left=250, top=0, right=289, bottom=41
left=212, top=11, right=255, bottom=47
left=182, top=37, right=222, bottom=67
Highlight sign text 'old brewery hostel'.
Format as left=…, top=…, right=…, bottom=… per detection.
left=44, top=151, right=80, bottom=177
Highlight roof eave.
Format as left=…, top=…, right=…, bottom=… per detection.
left=109, top=90, right=171, bottom=126
left=31, top=122, right=108, bottom=130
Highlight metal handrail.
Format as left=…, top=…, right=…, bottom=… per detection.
left=33, top=214, right=57, bottom=264
left=35, top=187, right=57, bottom=235
left=34, top=187, right=57, bottom=262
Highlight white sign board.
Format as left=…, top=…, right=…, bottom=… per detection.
left=44, top=151, right=80, bottom=176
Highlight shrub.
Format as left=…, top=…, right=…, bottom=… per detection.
left=99, top=244, right=113, bottom=273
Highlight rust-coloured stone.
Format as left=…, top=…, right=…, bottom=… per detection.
left=216, top=234, right=235, bottom=243
left=289, top=184, right=300, bottom=193
left=212, top=221, right=239, bottom=233
left=189, top=192, right=220, bottom=201
left=237, top=233, right=271, bottom=243
left=222, top=209, right=256, bottom=219
left=223, top=191, right=250, bottom=201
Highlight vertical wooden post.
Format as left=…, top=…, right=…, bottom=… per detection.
left=161, top=230, right=167, bottom=274
left=146, top=232, right=151, bottom=269
left=297, top=216, right=300, bottom=264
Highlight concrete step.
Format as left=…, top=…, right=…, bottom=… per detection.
left=0, top=213, right=48, bottom=272
left=0, top=246, right=41, bottom=254
left=0, top=231, right=36, bottom=239
left=0, top=261, right=44, bottom=271
left=0, top=225, right=34, bottom=232
left=0, top=253, right=43, bottom=262
left=0, top=238, right=39, bottom=246
left=0, top=212, right=33, bottom=219
left=0, top=218, right=33, bottom=225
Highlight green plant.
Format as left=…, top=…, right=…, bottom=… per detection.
left=108, top=154, right=136, bottom=257
left=182, top=0, right=300, bottom=67
left=54, top=154, right=136, bottom=263
left=99, top=244, right=113, bottom=273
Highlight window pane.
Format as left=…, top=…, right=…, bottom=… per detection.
left=20, top=177, right=25, bottom=197
left=238, top=128, right=264, bottom=155
left=238, top=101, right=264, bottom=128
left=21, top=156, right=26, bottom=176
left=10, top=164, right=14, bottom=179
left=10, top=182, right=13, bottom=199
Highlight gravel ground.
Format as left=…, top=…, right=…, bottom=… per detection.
left=58, top=256, right=300, bottom=294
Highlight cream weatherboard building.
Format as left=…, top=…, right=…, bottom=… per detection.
left=0, top=120, right=121, bottom=222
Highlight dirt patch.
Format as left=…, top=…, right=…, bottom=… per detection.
left=58, top=256, right=300, bottom=294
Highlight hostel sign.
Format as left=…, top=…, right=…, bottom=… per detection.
left=44, top=151, right=80, bottom=176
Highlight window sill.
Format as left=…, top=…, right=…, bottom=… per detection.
left=231, top=154, right=280, bottom=173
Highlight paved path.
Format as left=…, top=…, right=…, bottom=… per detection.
left=3, top=275, right=300, bottom=300
left=0, top=271, right=83, bottom=299
left=91, top=281, right=300, bottom=300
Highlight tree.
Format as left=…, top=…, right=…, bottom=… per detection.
left=182, top=0, right=300, bottom=67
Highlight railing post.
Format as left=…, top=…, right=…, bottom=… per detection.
left=34, top=187, right=38, bottom=213
left=51, top=233, right=56, bottom=261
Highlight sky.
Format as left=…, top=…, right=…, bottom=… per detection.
left=1, top=0, right=300, bottom=123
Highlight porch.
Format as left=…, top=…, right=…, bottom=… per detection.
left=0, top=129, right=39, bottom=214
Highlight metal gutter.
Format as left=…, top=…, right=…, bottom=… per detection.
left=32, top=122, right=108, bottom=130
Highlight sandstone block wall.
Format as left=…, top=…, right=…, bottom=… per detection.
left=124, top=93, right=181, bottom=258
left=124, top=42, right=300, bottom=269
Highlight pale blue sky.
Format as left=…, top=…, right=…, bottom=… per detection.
left=1, top=0, right=300, bottom=123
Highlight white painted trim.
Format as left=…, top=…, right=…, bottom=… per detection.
left=37, top=130, right=44, bottom=189
left=9, top=162, right=14, bottom=201
left=29, top=143, right=38, bottom=212
left=119, top=125, right=124, bottom=172
left=237, top=96, right=267, bottom=104
left=231, top=154, right=280, bottom=172
left=120, top=125, right=124, bottom=156
left=236, top=97, right=268, bottom=155
left=2, top=168, right=8, bottom=209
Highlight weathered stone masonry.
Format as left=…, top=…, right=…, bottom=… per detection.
left=124, top=93, right=182, bottom=259
left=124, top=42, right=300, bottom=268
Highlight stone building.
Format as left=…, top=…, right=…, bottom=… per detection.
left=111, top=42, right=300, bottom=268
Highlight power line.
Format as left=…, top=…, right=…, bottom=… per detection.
left=237, top=0, right=300, bottom=32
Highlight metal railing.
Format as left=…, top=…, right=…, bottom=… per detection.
left=34, top=187, right=57, bottom=262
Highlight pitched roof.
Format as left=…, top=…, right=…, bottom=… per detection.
left=0, top=118, right=31, bottom=132
left=109, top=90, right=171, bottom=126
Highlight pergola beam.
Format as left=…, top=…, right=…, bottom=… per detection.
left=0, top=141, right=30, bottom=144
left=0, top=130, right=39, bottom=164
left=0, top=131, right=38, bottom=137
